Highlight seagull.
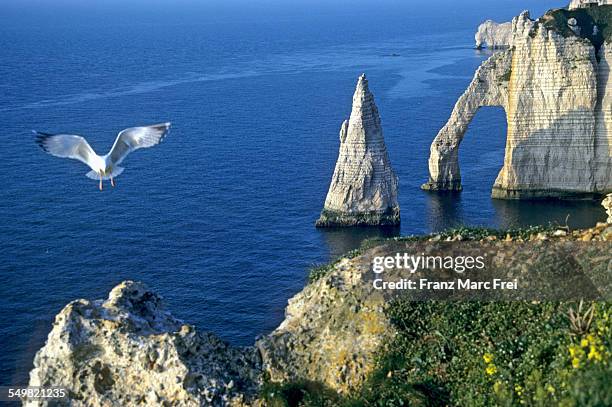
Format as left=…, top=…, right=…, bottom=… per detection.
left=35, top=123, right=171, bottom=190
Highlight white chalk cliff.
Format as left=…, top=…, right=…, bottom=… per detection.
left=424, top=8, right=612, bottom=198
left=475, top=20, right=513, bottom=49
left=317, top=74, right=399, bottom=226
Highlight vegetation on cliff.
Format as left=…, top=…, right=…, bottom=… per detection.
left=265, top=226, right=612, bottom=407
left=28, top=224, right=610, bottom=406
left=359, top=301, right=611, bottom=406
left=263, top=301, right=611, bottom=407
left=542, top=6, right=612, bottom=50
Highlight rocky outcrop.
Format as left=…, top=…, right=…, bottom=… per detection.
left=26, top=281, right=261, bottom=406
left=317, top=74, right=400, bottom=227
left=604, top=193, right=612, bottom=222
left=569, top=0, right=612, bottom=9
left=25, top=278, right=393, bottom=405
left=256, top=256, right=393, bottom=394
left=424, top=8, right=612, bottom=199
left=475, top=20, right=513, bottom=49
left=27, top=224, right=612, bottom=405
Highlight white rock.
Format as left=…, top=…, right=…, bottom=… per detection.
left=568, top=18, right=581, bottom=35
left=317, top=74, right=400, bottom=226
left=422, top=46, right=513, bottom=191
left=603, top=193, right=612, bottom=222
left=475, top=20, right=513, bottom=49
left=256, top=254, right=394, bottom=394
left=423, top=10, right=612, bottom=199
left=25, top=281, right=261, bottom=406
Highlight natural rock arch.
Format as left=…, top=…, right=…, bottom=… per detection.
left=422, top=50, right=512, bottom=192
left=423, top=11, right=612, bottom=199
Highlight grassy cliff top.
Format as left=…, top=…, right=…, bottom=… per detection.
left=541, top=5, right=612, bottom=49
left=264, top=223, right=611, bottom=406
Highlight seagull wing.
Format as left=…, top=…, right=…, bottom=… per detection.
left=108, top=122, right=171, bottom=166
left=34, top=132, right=98, bottom=169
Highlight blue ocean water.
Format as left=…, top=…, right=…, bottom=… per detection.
left=0, top=0, right=605, bottom=386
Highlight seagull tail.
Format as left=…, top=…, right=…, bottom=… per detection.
left=86, top=167, right=125, bottom=180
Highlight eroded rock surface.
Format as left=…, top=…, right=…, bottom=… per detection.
left=256, top=256, right=393, bottom=394
left=424, top=8, right=612, bottom=198
left=475, top=20, right=512, bottom=49
left=26, top=281, right=261, bottom=406
left=317, top=74, right=399, bottom=227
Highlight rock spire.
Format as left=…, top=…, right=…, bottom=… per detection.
left=316, top=74, right=399, bottom=227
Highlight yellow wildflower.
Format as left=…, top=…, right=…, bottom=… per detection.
left=546, top=385, right=555, bottom=394
left=483, top=353, right=494, bottom=364
left=486, top=364, right=497, bottom=375
left=515, top=384, right=523, bottom=396
left=580, top=338, right=589, bottom=348
left=572, top=357, right=580, bottom=369
left=587, top=346, right=602, bottom=362
left=569, top=344, right=580, bottom=357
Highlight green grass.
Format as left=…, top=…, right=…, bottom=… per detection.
left=364, top=224, right=556, bottom=246
left=308, top=263, right=336, bottom=283
left=274, top=225, right=610, bottom=406
left=363, top=301, right=611, bottom=406
left=541, top=6, right=612, bottom=52
left=262, top=301, right=611, bottom=406
left=260, top=380, right=346, bottom=407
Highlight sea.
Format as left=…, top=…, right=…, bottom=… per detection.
left=0, top=0, right=605, bottom=385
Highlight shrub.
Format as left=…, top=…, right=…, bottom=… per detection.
left=360, top=301, right=611, bottom=406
